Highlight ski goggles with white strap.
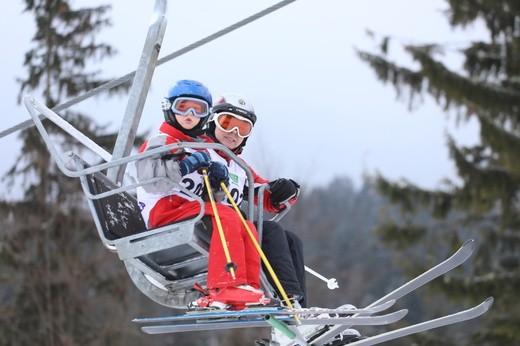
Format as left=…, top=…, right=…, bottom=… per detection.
left=214, top=112, right=254, bottom=138
left=167, top=97, right=210, bottom=118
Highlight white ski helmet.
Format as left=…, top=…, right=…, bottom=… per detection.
left=211, top=92, right=257, bottom=125
left=208, top=92, right=257, bottom=153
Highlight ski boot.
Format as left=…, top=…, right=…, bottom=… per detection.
left=302, top=304, right=360, bottom=343
left=280, top=294, right=303, bottom=310
left=298, top=304, right=356, bottom=338
left=324, top=328, right=362, bottom=345
left=189, top=284, right=271, bottom=310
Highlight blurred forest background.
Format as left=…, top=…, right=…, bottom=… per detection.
left=1, top=0, right=519, bottom=345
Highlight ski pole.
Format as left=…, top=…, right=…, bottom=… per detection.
left=220, top=182, right=301, bottom=324
left=201, top=169, right=237, bottom=280
left=305, top=266, right=339, bottom=290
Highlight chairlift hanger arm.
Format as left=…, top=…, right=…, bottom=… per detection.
left=108, top=0, right=168, bottom=184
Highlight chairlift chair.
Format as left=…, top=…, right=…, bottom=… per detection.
left=24, top=96, right=277, bottom=309
left=20, top=0, right=282, bottom=311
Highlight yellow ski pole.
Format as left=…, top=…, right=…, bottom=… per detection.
left=220, top=182, right=301, bottom=324
left=201, top=169, right=236, bottom=280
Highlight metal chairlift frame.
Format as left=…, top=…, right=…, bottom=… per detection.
left=23, top=94, right=284, bottom=309
left=21, top=0, right=293, bottom=309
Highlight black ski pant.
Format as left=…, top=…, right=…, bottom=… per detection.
left=259, top=220, right=307, bottom=307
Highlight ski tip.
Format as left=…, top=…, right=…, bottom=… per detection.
left=460, top=239, right=476, bottom=258
left=462, top=238, right=475, bottom=247
left=374, top=299, right=397, bottom=312
left=141, top=326, right=156, bottom=335
left=132, top=317, right=149, bottom=323
left=482, top=296, right=494, bottom=311
left=395, top=309, right=408, bottom=320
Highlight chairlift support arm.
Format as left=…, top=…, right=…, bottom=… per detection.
left=107, top=0, right=168, bottom=185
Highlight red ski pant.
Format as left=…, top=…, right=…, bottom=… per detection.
left=149, top=195, right=261, bottom=289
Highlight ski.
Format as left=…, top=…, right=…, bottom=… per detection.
left=139, top=309, right=408, bottom=335
left=133, top=299, right=396, bottom=325
left=293, top=309, right=407, bottom=326
left=309, top=239, right=476, bottom=345
left=347, top=297, right=493, bottom=346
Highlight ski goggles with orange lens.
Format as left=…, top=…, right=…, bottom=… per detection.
left=170, top=97, right=210, bottom=118
left=214, top=112, right=254, bottom=138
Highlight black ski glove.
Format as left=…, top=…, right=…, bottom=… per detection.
left=207, top=161, right=229, bottom=189
left=268, top=178, right=300, bottom=209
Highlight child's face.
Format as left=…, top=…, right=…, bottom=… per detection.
left=175, top=113, right=201, bottom=130
left=214, top=126, right=244, bottom=150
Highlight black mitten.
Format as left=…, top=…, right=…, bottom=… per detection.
left=268, top=178, right=300, bottom=209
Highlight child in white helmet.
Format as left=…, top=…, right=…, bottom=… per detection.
left=204, top=92, right=307, bottom=307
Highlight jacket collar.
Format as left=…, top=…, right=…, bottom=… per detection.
left=159, top=122, right=196, bottom=142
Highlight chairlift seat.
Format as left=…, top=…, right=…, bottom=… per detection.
left=82, top=167, right=212, bottom=309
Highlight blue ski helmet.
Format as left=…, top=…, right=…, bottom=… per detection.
left=162, top=79, right=212, bottom=136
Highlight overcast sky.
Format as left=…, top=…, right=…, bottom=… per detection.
left=0, top=0, right=485, bottom=200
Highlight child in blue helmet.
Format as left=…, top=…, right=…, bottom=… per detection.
left=136, top=80, right=269, bottom=309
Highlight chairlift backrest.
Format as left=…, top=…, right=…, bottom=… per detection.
left=80, top=165, right=212, bottom=308
left=85, top=170, right=146, bottom=240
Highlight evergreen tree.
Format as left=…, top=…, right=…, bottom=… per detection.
left=0, top=1, right=138, bottom=344
left=357, top=1, right=520, bottom=344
